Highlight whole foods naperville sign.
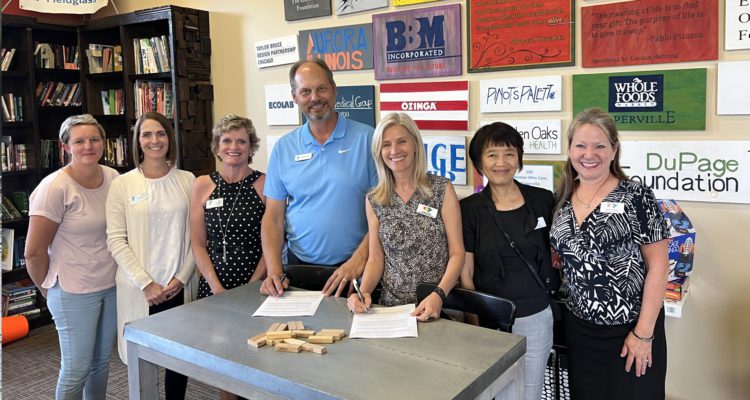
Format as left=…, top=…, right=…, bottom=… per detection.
left=620, top=141, right=750, bottom=204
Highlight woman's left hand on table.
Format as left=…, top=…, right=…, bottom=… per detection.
left=411, top=292, right=443, bottom=322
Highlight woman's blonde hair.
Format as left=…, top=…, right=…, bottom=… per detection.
left=369, top=113, right=431, bottom=206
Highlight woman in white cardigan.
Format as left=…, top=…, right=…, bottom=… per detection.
left=106, top=112, right=196, bottom=400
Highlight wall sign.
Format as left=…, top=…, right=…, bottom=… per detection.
left=20, top=0, right=108, bottom=13
left=265, top=84, right=299, bottom=126
left=373, top=4, right=462, bottom=80
left=480, top=119, right=563, bottom=154
left=393, top=0, right=443, bottom=6
left=422, top=135, right=467, bottom=185
left=573, top=68, right=707, bottom=131
left=298, top=23, right=374, bottom=71
left=472, top=160, right=565, bottom=193
left=255, top=35, right=299, bottom=69
left=717, top=61, right=750, bottom=115
left=726, top=0, right=750, bottom=50
left=334, top=0, right=387, bottom=15
left=621, top=141, right=750, bottom=204
left=380, top=81, right=468, bottom=131
left=582, top=0, right=718, bottom=67
left=479, top=76, right=562, bottom=113
left=467, top=0, right=574, bottom=72
left=284, top=0, right=332, bottom=21
left=303, top=85, right=376, bottom=127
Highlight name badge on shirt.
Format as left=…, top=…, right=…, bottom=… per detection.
left=601, top=202, right=625, bottom=214
left=294, top=152, right=313, bottom=162
left=129, top=192, right=148, bottom=206
left=534, top=216, right=547, bottom=230
left=416, top=203, right=438, bottom=219
left=206, top=198, right=224, bottom=209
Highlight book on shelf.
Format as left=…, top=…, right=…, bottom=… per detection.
left=41, top=139, right=67, bottom=168
left=13, top=235, right=27, bottom=270
left=1, top=93, right=24, bottom=122
left=1, top=136, right=29, bottom=172
left=11, top=191, right=29, bottom=217
left=35, top=81, right=82, bottom=107
left=100, top=89, right=124, bottom=115
left=34, top=42, right=79, bottom=70
left=1, top=48, right=16, bottom=71
left=85, top=44, right=122, bottom=74
left=1, top=229, right=15, bottom=271
left=105, top=137, right=129, bottom=167
left=2, top=196, right=23, bottom=219
left=134, top=80, right=173, bottom=118
left=2, top=278, right=37, bottom=297
left=133, top=35, right=171, bottom=74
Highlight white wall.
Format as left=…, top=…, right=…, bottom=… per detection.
left=97, top=1, right=750, bottom=399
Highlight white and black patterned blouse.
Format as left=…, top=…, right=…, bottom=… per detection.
left=368, top=174, right=449, bottom=306
left=550, top=180, right=668, bottom=326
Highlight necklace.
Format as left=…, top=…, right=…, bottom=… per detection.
left=575, top=175, right=610, bottom=209
left=217, top=175, right=246, bottom=263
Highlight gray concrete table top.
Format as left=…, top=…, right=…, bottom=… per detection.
left=125, top=282, right=526, bottom=400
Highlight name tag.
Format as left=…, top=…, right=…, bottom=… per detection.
left=601, top=202, right=625, bottom=214
left=129, top=192, right=148, bottom=206
left=416, top=203, right=438, bottom=218
left=534, top=216, right=547, bottom=230
left=294, top=152, right=313, bottom=162
left=206, top=198, right=224, bottom=209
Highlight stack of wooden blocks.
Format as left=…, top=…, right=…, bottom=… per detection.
left=247, top=321, right=346, bottom=355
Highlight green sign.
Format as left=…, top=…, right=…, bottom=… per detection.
left=573, top=68, right=706, bottom=131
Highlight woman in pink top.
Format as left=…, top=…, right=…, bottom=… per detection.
left=25, top=114, right=119, bottom=400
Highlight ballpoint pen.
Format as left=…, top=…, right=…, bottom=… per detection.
left=352, top=278, right=367, bottom=313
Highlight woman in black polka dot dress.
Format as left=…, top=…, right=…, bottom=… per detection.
left=190, top=115, right=267, bottom=302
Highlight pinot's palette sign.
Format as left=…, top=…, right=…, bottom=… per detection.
left=479, top=76, right=562, bottom=113
left=573, top=69, right=706, bottom=130
left=373, top=4, right=463, bottom=80
left=298, top=23, right=374, bottom=71
left=620, top=141, right=750, bottom=204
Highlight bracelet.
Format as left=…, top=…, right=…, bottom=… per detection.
left=432, top=286, right=447, bottom=303
left=631, top=329, right=654, bottom=342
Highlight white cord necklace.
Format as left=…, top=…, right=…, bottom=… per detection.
left=217, top=174, right=246, bottom=263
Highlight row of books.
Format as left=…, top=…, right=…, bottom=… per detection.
left=1, top=193, right=29, bottom=220
left=1, top=229, right=27, bottom=272
left=1, top=48, right=16, bottom=71
left=134, top=80, right=173, bottom=118
left=106, top=137, right=129, bottom=167
left=34, top=42, right=79, bottom=70
left=101, top=89, right=125, bottom=115
left=133, top=36, right=171, bottom=74
left=1, top=136, right=29, bottom=172
left=1, top=93, right=24, bottom=122
left=1, top=279, right=39, bottom=317
left=41, top=139, right=67, bottom=169
left=35, top=81, right=83, bottom=107
left=86, top=44, right=123, bottom=74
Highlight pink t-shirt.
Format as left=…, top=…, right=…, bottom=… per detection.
left=29, top=167, right=119, bottom=294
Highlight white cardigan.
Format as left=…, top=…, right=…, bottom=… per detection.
left=106, top=167, right=197, bottom=364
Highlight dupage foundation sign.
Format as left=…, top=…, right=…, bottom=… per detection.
left=620, top=141, right=750, bottom=204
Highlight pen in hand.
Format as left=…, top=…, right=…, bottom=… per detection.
left=352, top=278, right=367, bottom=313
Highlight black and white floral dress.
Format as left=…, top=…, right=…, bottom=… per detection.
left=368, top=174, right=449, bottom=306
left=197, top=170, right=265, bottom=299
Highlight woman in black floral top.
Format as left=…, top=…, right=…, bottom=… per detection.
left=550, top=108, right=669, bottom=400
left=347, top=112, right=464, bottom=321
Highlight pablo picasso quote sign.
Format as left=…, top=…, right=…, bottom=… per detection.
left=298, top=24, right=374, bottom=71
left=573, top=69, right=706, bottom=130
left=468, top=0, right=574, bottom=72
left=582, top=0, right=718, bottom=67
left=479, top=76, right=562, bottom=113
left=373, top=4, right=463, bottom=80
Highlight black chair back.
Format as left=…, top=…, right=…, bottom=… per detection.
left=416, top=283, right=516, bottom=332
left=282, top=264, right=334, bottom=291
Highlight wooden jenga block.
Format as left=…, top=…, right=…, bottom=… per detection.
left=286, top=321, right=297, bottom=330
left=307, top=335, right=334, bottom=344
left=283, top=338, right=306, bottom=346
left=247, top=333, right=266, bottom=348
left=319, top=329, right=345, bottom=341
left=274, top=342, right=302, bottom=353
left=276, top=323, right=288, bottom=332
left=267, top=323, right=281, bottom=332
left=301, top=343, right=326, bottom=354
left=291, top=330, right=315, bottom=338
left=294, top=321, right=305, bottom=330
left=266, top=331, right=293, bottom=340
left=266, top=339, right=278, bottom=346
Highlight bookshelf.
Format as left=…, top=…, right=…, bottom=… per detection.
left=1, top=6, right=214, bottom=329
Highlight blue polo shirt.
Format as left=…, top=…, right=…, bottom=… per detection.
left=264, top=115, right=377, bottom=265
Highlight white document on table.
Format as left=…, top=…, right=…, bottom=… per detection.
left=349, top=304, right=418, bottom=339
left=252, top=291, right=324, bottom=317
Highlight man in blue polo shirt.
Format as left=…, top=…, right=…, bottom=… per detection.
left=261, top=59, right=377, bottom=297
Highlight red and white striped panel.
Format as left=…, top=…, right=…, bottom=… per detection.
left=380, top=81, right=469, bottom=131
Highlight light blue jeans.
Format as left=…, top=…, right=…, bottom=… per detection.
left=512, top=305, right=554, bottom=400
left=47, top=284, right=117, bottom=400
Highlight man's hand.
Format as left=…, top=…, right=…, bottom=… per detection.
left=261, top=272, right=288, bottom=296
left=322, top=254, right=366, bottom=297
